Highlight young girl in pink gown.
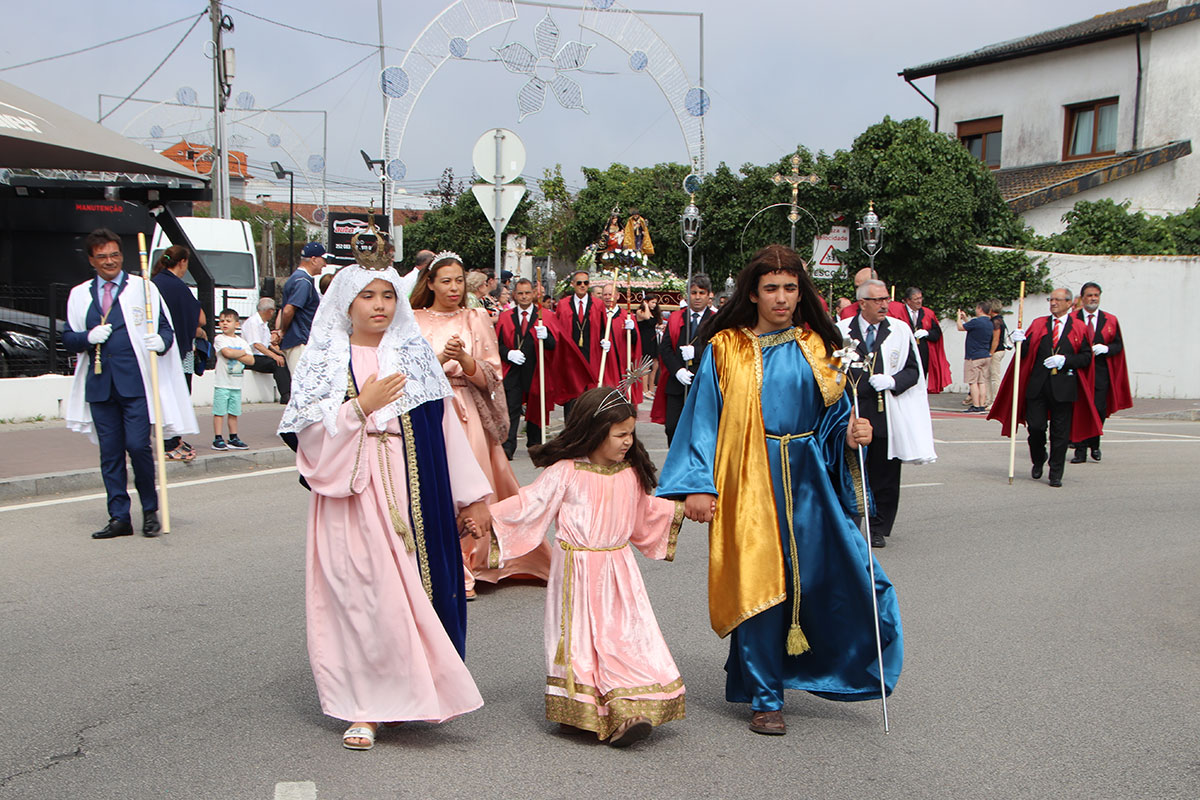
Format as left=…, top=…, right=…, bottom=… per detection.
left=412, top=252, right=551, bottom=596
left=490, top=386, right=687, bottom=747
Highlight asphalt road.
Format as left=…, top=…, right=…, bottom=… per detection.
left=1, top=413, right=1197, bottom=800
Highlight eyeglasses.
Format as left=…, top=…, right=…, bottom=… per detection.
left=574, top=280, right=589, bottom=286
left=92, top=252, right=121, bottom=261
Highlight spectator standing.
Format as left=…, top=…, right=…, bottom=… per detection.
left=957, top=303, right=993, bottom=412
left=987, top=299, right=1010, bottom=409
left=277, top=242, right=326, bottom=373
left=212, top=308, right=253, bottom=450
left=242, top=297, right=291, bottom=404
left=151, top=244, right=205, bottom=461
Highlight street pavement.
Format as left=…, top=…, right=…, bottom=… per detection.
left=0, top=405, right=1198, bottom=799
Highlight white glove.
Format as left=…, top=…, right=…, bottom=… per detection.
left=1043, top=354, right=1066, bottom=370
left=534, top=324, right=548, bottom=340
left=675, top=368, right=694, bottom=386
left=600, top=339, right=611, bottom=353
left=680, top=344, right=695, bottom=361
left=869, top=374, right=896, bottom=392
left=623, top=317, right=635, bottom=331
left=144, top=333, right=166, bottom=353
left=1010, top=329, right=1026, bottom=343
left=506, top=349, right=526, bottom=366
left=87, top=324, right=113, bottom=345
left=1092, top=343, right=1109, bottom=355
left=913, top=329, right=929, bottom=340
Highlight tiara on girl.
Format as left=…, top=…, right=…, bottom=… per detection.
left=595, top=357, right=656, bottom=416
left=430, top=250, right=461, bottom=268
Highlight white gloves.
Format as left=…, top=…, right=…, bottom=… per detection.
left=623, top=317, right=636, bottom=331
left=534, top=324, right=548, bottom=340
left=144, top=333, right=166, bottom=353
left=680, top=344, right=695, bottom=361
left=913, top=329, right=929, bottom=340
left=506, top=349, right=526, bottom=365
left=869, top=374, right=896, bottom=392
left=1092, top=343, right=1109, bottom=355
left=1043, top=354, right=1066, bottom=370
left=1010, top=329, right=1026, bottom=343
left=675, top=368, right=694, bottom=386
left=87, top=324, right=113, bottom=345
left=600, top=339, right=611, bottom=353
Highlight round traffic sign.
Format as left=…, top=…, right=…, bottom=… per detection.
left=471, top=128, right=526, bottom=184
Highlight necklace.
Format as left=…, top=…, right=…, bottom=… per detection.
left=426, top=307, right=462, bottom=318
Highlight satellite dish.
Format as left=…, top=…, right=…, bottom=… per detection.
left=471, top=128, right=525, bottom=184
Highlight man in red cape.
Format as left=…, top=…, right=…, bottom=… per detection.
left=1071, top=281, right=1133, bottom=463
left=553, top=269, right=607, bottom=419
left=598, top=281, right=644, bottom=403
left=988, top=287, right=1102, bottom=487
left=651, top=274, right=716, bottom=443
left=888, top=287, right=951, bottom=393
left=496, top=278, right=556, bottom=457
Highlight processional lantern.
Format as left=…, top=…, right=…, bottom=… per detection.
left=857, top=201, right=885, bottom=278
left=680, top=198, right=702, bottom=248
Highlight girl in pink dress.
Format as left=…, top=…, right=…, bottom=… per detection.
left=412, top=252, right=551, bottom=597
left=279, top=263, right=494, bottom=751
left=490, top=386, right=687, bottom=747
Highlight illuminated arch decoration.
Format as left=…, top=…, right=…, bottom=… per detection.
left=380, top=0, right=707, bottom=184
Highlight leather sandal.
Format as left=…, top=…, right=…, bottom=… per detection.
left=749, top=710, right=786, bottom=736
left=608, top=716, right=653, bottom=748
left=342, top=724, right=377, bottom=750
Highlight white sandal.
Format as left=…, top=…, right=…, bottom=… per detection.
left=342, top=724, right=377, bottom=750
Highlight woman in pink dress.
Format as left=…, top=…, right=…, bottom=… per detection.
left=412, top=252, right=551, bottom=597
left=490, top=386, right=687, bottom=747
left=279, top=262, right=494, bottom=751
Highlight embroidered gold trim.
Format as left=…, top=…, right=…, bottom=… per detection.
left=739, top=327, right=765, bottom=390
left=573, top=460, right=631, bottom=475
left=665, top=500, right=684, bottom=562
left=757, top=328, right=797, bottom=348
left=554, top=538, right=631, bottom=696
left=715, top=592, right=787, bottom=640
left=847, top=444, right=867, bottom=519
left=545, top=692, right=685, bottom=739
left=487, top=532, right=501, bottom=570
left=400, top=412, right=433, bottom=600
left=546, top=675, right=684, bottom=705
left=351, top=398, right=367, bottom=425
left=795, top=328, right=845, bottom=407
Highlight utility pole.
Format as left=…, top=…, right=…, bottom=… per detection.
left=210, top=0, right=234, bottom=219
left=377, top=0, right=388, bottom=118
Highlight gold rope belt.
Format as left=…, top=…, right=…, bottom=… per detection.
left=555, top=538, right=629, bottom=697
left=765, top=431, right=815, bottom=656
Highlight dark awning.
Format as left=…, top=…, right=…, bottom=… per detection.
left=0, top=79, right=205, bottom=181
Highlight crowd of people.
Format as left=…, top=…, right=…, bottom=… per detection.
left=60, top=225, right=1130, bottom=753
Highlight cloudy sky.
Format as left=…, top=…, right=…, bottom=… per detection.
left=3, top=0, right=1126, bottom=204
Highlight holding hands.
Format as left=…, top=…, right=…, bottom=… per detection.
left=457, top=500, right=492, bottom=540
left=356, top=372, right=408, bottom=416
left=684, top=493, right=717, bottom=523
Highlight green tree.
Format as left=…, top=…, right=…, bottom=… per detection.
left=529, top=164, right=575, bottom=260
left=401, top=178, right=536, bottom=273
left=1033, top=198, right=1200, bottom=255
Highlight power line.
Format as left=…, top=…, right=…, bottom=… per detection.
left=99, top=13, right=207, bottom=123
left=0, top=12, right=201, bottom=72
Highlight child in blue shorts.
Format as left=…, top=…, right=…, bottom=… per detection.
left=213, top=308, right=254, bottom=450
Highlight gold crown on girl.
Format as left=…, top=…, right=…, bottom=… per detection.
left=350, top=207, right=394, bottom=271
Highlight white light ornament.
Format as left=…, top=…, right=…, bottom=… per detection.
left=494, top=12, right=594, bottom=121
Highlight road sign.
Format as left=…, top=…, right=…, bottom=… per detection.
left=472, top=183, right=526, bottom=235
left=471, top=128, right=525, bottom=183
left=811, top=225, right=849, bottom=280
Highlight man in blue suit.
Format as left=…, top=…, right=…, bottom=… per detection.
left=63, top=229, right=173, bottom=539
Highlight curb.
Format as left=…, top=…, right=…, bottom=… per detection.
left=0, top=447, right=296, bottom=505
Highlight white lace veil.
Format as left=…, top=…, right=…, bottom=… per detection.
left=277, top=264, right=452, bottom=436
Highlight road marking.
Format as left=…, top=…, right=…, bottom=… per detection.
left=274, top=783, right=316, bottom=800
left=1103, top=428, right=1200, bottom=440
left=0, top=466, right=297, bottom=513
left=932, top=438, right=1200, bottom=445
left=901, top=482, right=942, bottom=489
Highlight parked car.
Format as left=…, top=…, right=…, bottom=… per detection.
left=0, top=318, right=54, bottom=377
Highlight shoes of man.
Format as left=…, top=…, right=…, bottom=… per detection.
left=1070, top=451, right=1087, bottom=464
left=870, top=533, right=886, bottom=548
left=226, top=436, right=249, bottom=450
left=92, top=518, right=133, bottom=539
left=1091, top=448, right=1102, bottom=462
left=212, top=436, right=228, bottom=450
left=142, top=510, right=161, bottom=537
left=1048, top=476, right=1063, bottom=488
left=1031, top=463, right=1044, bottom=480
left=749, top=710, right=786, bottom=736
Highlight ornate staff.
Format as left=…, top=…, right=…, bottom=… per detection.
left=137, top=232, right=171, bottom=533
left=596, top=268, right=618, bottom=386
left=535, top=263, right=548, bottom=445
left=625, top=268, right=634, bottom=400
left=833, top=336, right=890, bottom=733
left=1007, top=281, right=1026, bottom=485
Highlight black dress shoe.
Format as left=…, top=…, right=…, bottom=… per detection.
left=1070, top=451, right=1087, bottom=464
left=1091, top=448, right=1102, bottom=462
left=1031, top=464, right=1044, bottom=480
left=92, top=518, right=133, bottom=539
left=142, top=510, right=161, bottom=537
left=1048, top=476, right=1063, bottom=488
left=870, top=533, right=886, bottom=548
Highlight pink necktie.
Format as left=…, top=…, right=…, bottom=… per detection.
left=1052, top=318, right=1061, bottom=348
left=101, top=281, right=114, bottom=316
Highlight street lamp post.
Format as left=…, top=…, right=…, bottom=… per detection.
left=271, top=161, right=295, bottom=270
left=857, top=200, right=884, bottom=280
left=679, top=194, right=702, bottom=350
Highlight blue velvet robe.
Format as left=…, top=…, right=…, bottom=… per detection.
left=657, top=327, right=903, bottom=709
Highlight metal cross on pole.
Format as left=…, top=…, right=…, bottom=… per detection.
left=772, top=154, right=820, bottom=249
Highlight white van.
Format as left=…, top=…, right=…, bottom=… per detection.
left=149, top=217, right=262, bottom=320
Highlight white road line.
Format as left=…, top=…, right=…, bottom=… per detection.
left=274, top=782, right=316, bottom=800
left=932, top=438, right=1200, bottom=445
left=900, top=482, right=942, bottom=489
left=0, top=466, right=297, bottom=513
left=1103, top=428, right=1200, bottom=440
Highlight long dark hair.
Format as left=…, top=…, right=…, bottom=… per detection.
left=152, top=245, right=189, bottom=278
left=409, top=257, right=466, bottom=309
left=529, top=387, right=658, bottom=494
left=697, top=244, right=840, bottom=357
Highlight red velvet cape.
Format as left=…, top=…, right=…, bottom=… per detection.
left=1078, top=309, right=1133, bottom=416
left=495, top=305, right=553, bottom=424
left=552, top=295, right=606, bottom=406
left=888, top=303, right=951, bottom=393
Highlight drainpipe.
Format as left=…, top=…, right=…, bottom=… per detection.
left=1132, top=30, right=1144, bottom=151
left=904, top=75, right=940, bottom=132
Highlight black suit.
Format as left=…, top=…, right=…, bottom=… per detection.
left=900, top=305, right=942, bottom=374
left=1074, top=309, right=1121, bottom=453
left=1025, top=314, right=1092, bottom=481
left=849, top=316, right=920, bottom=539
left=659, top=307, right=715, bottom=444
left=497, top=305, right=556, bottom=456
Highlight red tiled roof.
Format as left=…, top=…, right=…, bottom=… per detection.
left=161, top=140, right=253, bottom=178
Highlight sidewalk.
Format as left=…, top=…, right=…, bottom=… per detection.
left=0, top=394, right=1196, bottom=504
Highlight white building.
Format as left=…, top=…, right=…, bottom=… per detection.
left=901, top=0, right=1198, bottom=235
